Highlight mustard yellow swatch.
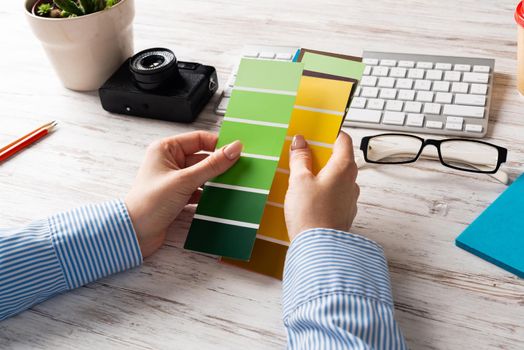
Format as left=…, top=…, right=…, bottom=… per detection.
left=278, top=139, right=333, bottom=175
left=267, top=171, right=289, bottom=204
left=258, top=205, right=289, bottom=242
left=287, top=108, right=343, bottom=144
left=295, top=76, right=354, bottom=112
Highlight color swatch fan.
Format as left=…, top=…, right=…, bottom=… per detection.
left=184, top=49, right=365, bottom=279
left=223, top=49, right=366, bottom=278
left=184, top=58, right=304, bottom=260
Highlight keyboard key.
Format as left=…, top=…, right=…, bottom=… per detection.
left=454, top=64, right=471, bottom=72
left=416, top=91, right=434, bottom=102
left=380, top=59, right=397, bottom=66
left=417, top=61, right=433, bottom=69
left=372, top=66, right=389, bottom=76
left=451, top=82, right=469, bottom=93
left=380, top=88, right=398, bottom=99
left=405, top=101, right=422, bottom=113
left=398, top=89, right=415, bottom=100
left=217, top=97, right=230, bottom=111
left=383, top=111, right=405, bottom=125
left=465, top=124, right=483, bottom=133
left=424, top=103, right=442, bottom=114
left=426, top=70, right=443, bottom=80
left=454, top=93, right=487, bottom=106
left=473, top=65, right=490, bottom=73
left=275, top=52, right=293, bottom=60
left=363, top=66, right=372, bottom=75
left=354, top=86, right=362, bottom=97
left=435, top=92, right=453, bottom=104
left=443, top=104, right=485, bottom=118
left=426, top=121, right=443, bottom=129
left=462, top=72, right=490, bottom=84
left=243, top=51, right=259, bottom=58
left=346, top=108, right=382, bottom=123
left=414, top=80, right=432, bottom=91
left=259, top=52, right=276, bottom=59
left=470, top=83, right=488, bottom=95
left=446, top=117, right=464, bottom=131
left=406, top=113, right=425, bottom=127
left=361, top=76, right=378, bottom=86
left=396, top=79, right=414, bottom=89
left=408, top=68, right=425, bottom=79
left=226, top=76, right=236, bottom=87
left=444, top=71, right=461, bottom=82
left=361, top=87, right=379, bottom=98
left=390, top=67, right=407, bottom=78
left=223, top=88, right=232, bottom=97
left=378, top=77, right=395, bottom=88
left=350, top=97, right=367, bottom=109
left=385, top=100, right=404, bottom=111
left=363, top=58, right=379, bottom=65
left=398, top=60, right=415, bottom=68
left=435, top=63, right=452, bottom=70
left=432, top=81, right=450, bottom=92
left=368, top=98, right=385, bottom=110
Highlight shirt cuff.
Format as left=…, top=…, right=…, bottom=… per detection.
left=48, top=199, right=143, bottom=289
left=282, top=228, right=393, bottom=320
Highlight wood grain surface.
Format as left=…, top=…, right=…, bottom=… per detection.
left=1, top=0, right=524, bottom=349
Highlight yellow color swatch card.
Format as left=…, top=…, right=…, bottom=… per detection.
left=223, top=49, right=365, bottom=279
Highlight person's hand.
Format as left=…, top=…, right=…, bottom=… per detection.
left=284, top=132, right=359, bottom=241
left=125, top=131, right=242, bottom=258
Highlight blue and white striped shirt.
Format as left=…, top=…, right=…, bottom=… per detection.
left=0, top=201, right=406, bottom=349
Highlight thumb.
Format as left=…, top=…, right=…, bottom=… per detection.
left=289, top=135, right=312, bottom=176
left=184, top=140, right=243, bottom=186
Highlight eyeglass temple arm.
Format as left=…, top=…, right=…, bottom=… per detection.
left=356, top=146, right=509, bottom=185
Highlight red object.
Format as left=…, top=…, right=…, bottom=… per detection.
left=516, top=1, right=524, bottom=27
left=0, top=128, right=50, bottom=162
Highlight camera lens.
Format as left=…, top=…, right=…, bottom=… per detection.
left=129, top=48, right=181, bottom=90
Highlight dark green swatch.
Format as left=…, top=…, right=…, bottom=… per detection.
left=184, top=219, right=257, bottom=261
left=195, top=186, right=268, bottom=224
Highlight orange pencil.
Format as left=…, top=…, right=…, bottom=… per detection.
left=0, top=121, right=58, bottom=163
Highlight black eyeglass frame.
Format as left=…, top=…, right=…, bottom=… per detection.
left=360, top=133, right=508, bottom=174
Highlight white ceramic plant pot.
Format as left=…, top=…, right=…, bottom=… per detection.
left=25, top=0, right=135, bottom=91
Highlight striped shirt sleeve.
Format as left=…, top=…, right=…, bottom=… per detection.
left=0, top=200, right=142, bottom=321
left=282, top=228, right=407, bottom=350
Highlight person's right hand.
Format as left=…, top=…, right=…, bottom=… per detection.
left=284, top=132, right=360, bottom=241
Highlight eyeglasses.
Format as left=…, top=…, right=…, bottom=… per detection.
left=360, top=133, right=508, bottom=180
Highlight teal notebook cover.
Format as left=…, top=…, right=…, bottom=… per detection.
left=456, top=174, right=524, bottom=278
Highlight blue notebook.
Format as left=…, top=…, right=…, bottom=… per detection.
left=456, top=174, right=524, bottom=278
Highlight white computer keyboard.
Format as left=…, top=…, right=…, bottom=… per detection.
left=215, top=47, right=495, bottom=138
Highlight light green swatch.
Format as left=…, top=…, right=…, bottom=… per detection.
left=216, top=121, right=287, bottom=157
left=234, top=58, right=304, bottom=92
left=211, top=157, right=278, bottom=190
left=301, top=52, right=365, bottom=79
left=226, top=90, right=296, bottom=124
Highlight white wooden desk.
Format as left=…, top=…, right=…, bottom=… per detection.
left=1, top=0, right=524, bottom=348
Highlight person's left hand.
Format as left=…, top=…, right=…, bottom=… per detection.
left=125, top=131, right=242, bottom=258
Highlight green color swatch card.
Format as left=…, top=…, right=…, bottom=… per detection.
left=184, top=58, right=304, bottom=260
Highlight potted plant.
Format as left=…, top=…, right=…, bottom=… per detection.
left=25, top=0, right=135, bottom=91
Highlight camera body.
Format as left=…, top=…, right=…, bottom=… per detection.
left=99, top=50, right=218, bottom=123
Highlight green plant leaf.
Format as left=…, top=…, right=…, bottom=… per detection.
left=53, top=0, right=84, bottom=16
left=37, top=3, right=53, bottom=16
left=79, top=0, right=95, bottom=13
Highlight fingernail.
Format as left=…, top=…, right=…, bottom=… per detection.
left=224, top=140, right=243, bottom=160
left=291, top=135, right=307, bottom=150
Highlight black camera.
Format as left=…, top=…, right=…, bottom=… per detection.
left=99, top=48, right=218, bottom=123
